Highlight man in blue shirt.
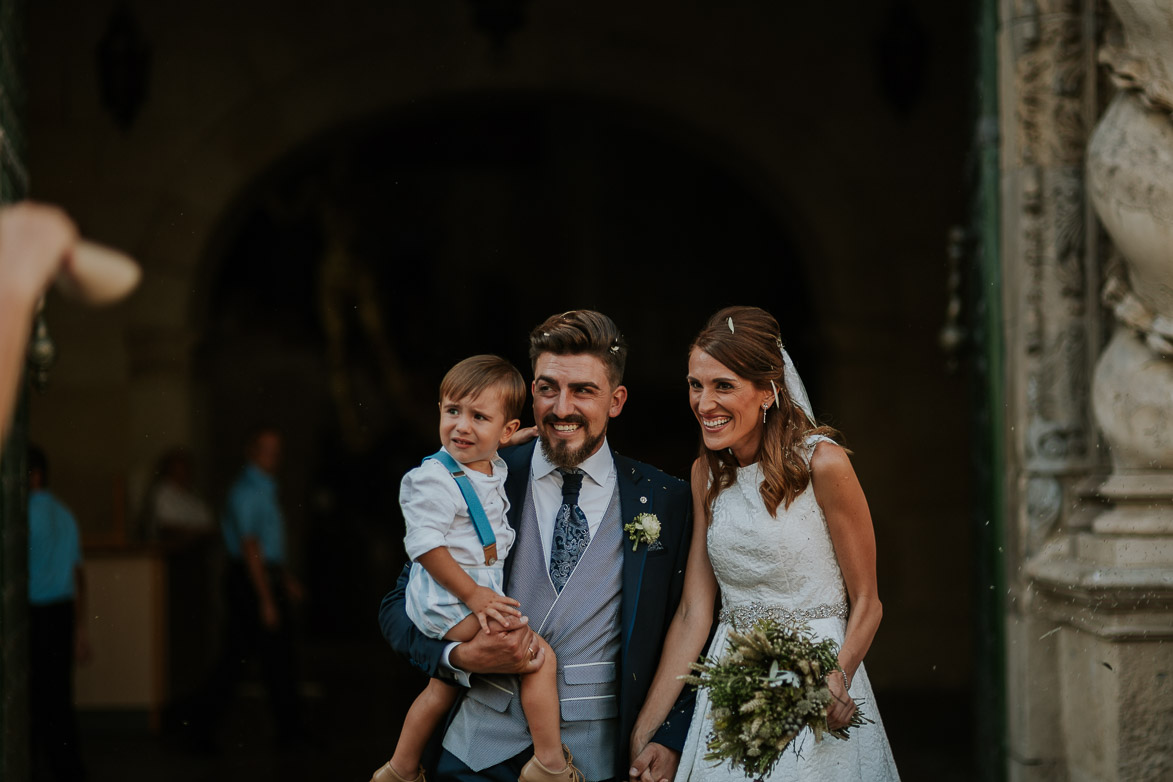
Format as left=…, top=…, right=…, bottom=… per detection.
left=196, top=426, right=306, bottom=749
left=27, top=446, right=91, bottom=781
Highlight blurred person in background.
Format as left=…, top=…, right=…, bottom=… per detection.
left=191, top=426, right=309, bottom=751
left=27, top=445, right=91, bottom=781
left=141, top=447, right=214, bottom=542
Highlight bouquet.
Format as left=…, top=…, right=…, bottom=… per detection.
left=680, top=618, right=871, bottom=779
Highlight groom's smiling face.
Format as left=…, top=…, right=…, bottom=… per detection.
left=531, top=352, right=627, bottom=469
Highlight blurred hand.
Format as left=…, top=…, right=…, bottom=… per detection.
left=260, top=596, right=280, bottom=630
left=502, top=426, right=538, bottom=449
left=284, top=572, right=306, bottom=605
left=0, top=202, right=78, bottom=306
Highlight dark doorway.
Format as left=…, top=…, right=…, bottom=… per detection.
left=199, top=94, right=815, bottom=639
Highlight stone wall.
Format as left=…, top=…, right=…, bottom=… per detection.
left=1001, top=0, right=1173, bottom=778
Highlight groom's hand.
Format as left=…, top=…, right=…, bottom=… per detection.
left=501, top=425, right=538, bottom=449
left=449, top=615, right=545, bottom=675
left=628, top=741, right=679, bottom=782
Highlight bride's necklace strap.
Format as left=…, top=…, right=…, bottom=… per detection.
left=720, top=600, right=848, bottom=631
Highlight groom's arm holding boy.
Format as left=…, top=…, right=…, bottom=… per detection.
left=378, top=566, right=543, bottom=679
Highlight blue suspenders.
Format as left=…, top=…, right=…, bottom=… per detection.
left=425, top=449, right=499, bottom=566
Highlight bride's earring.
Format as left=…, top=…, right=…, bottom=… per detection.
left=761, top=401, right=770, bottom=424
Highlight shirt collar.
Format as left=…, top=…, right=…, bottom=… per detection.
left=531, top=437, right=614, bottom=487
left=490, top=452, right=507, bottom=479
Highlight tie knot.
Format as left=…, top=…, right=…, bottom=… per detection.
left=558, top=468, right=584, bottom=504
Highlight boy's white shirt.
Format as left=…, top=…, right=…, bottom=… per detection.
left=400, top=448, right=514, bottom=566
left=441, top=439, right=618, bottom=683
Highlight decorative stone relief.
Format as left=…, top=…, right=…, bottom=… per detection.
left=1011, top=0, right=1097, bottom=484
left=1025, top=476, right=1063, bottom=550
left=1012, top=1, right=1087, bottom=168
left=1100, top=45, right=1173, bottom=112
left=1103, top=272, right=1173, bottom=355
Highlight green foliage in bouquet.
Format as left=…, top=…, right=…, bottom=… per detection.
left=681, top=619, right=871, bottom=779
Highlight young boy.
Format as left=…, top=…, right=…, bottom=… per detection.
left=371, top=355, right=579, bottom=782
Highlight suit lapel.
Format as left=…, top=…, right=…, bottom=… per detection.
left=615, top=454, right=649, bottom=659
left=501, top=440, right=536, bottom=585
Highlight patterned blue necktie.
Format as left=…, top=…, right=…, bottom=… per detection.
left=549, top=468, right=590, bottom=593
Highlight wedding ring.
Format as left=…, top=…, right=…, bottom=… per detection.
left=528, top=646, right=536, bottom=660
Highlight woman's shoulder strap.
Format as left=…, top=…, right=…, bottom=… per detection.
left=803, top=432, right=836, bottom=448
left=800, top=433, right=838, bottom=465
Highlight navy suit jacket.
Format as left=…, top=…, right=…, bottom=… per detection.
left=379, top=440, right=696, bottom=775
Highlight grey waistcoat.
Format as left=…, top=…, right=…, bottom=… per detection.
left=442, top=478, right=625, bottom=781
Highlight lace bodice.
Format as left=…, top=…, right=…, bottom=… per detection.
left=707, top=437, right=847, bottom=616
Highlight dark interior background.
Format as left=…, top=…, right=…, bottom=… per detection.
left=202, top=96, right=816, bottom=637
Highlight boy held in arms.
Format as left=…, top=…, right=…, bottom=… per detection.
left=371, top=355, right=580, bottom=782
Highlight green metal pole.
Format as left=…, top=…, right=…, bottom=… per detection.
left=0, top=1, right=31, bottom=778
left=0, top=399, right=30, bottom=782
left=971, top=0, right=1007, bottom=778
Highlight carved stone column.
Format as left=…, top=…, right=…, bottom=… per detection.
left=1000, top=1, right=1102, bottom=778
left=1028, top=0, right=1173, bottom=779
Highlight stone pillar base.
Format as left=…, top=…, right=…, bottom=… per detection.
left=1028, top=475, right=1173, bottom=780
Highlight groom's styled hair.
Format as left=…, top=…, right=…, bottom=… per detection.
left=528, top=310, right=628, bottom=388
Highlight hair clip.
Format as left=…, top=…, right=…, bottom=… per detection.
left=609, top=345, right=620, bottom=353
left=769, top=379, right=780, bottom=408
left=727, top=317, right=735, bottom=333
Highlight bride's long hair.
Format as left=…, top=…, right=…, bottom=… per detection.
left=691, top=306, right=840, bottom=521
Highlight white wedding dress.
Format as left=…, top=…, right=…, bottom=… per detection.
left=675, top=437, right=900, bottom=781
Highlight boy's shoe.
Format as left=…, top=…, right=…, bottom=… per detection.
left=518, top=746, right=583, bottom=782
left=370, top=762, right=425, bottom=782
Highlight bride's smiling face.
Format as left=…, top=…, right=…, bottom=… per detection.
left=688, top=349, right=774, bottom=466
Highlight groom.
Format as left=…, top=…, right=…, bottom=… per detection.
left=380, top=310, right=695, bottom=782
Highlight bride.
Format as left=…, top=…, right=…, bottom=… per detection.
left=631, top=306, right=899, bottom=781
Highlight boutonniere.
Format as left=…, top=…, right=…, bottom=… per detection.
left=625, top=512, right=663, bottom=551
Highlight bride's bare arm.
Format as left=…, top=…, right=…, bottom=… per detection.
left=630, top=459, right=718, bottom=760
left=811, top=440, right=882, bottom=727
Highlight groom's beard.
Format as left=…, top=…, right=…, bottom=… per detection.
left=538, top=414, right=606, bottom=469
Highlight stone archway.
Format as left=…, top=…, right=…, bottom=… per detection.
left=120, top=35, right=835, bottom=484
left=193, top=93, right=816, bottom=636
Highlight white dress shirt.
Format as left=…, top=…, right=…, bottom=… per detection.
left=529, top=439, right=617, bottom=567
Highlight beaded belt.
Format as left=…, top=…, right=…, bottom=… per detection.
left=719, top=600, right=848, bottom=631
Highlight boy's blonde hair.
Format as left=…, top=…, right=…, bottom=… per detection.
left=439, top=355, right=527, bottom=422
